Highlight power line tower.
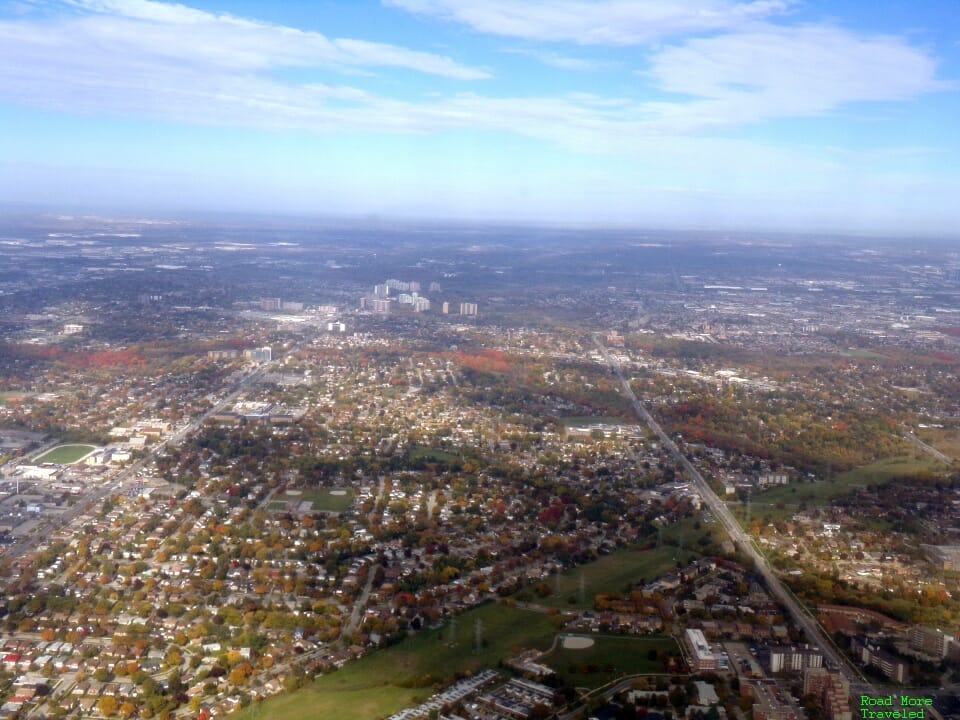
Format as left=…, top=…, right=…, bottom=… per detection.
left=447, top=615, right=457, bottom=645
left=474, top=619, right=484, bottom=654
left=578, top=573, right=586, bottom=605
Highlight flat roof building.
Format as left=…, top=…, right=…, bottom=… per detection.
left=685, top=628, right=718, bottom=672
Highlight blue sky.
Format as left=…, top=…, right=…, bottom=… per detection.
left=1, top=0, right=958, bottom=235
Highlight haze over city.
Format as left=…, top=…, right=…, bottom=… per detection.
left=4, top=4, right=960, bottom=719
left=1, top=0, right=959, bottom=235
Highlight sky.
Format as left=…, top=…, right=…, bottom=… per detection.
left=0, top=0, right=958, bottom=235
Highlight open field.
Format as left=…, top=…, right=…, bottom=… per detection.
left=270, top=488, right=354, bottom=513
left=243, top=528, right=707, bottom=719
left=290, top=487, right=354, bottom=513
left=408, top=446, right=460, bottom=465
left=560, top=416, right=630, bottom=426
left=742, top=456, right=938, bottom=523
left=0, top=391, right=29, bottom=406
left=539, top=541, right=700, bottom=610
left=238, top=680, right=425, bottom=720
left=243, top=603, right=556, bottom=720
left=546, top=635, right=679, bottom=689
left=916, top=427, right=960, bottom=460
left=34, top=443, right=97, bottom=464
left=369, top=602, right=557, bottom=680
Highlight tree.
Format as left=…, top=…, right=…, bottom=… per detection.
left=98, top=696, right=118, bottom=717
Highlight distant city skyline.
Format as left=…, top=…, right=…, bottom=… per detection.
left=1, top=0, right=958, bottom=236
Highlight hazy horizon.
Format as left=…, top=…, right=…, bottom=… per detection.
left=1, top=0, right=958, bottom=236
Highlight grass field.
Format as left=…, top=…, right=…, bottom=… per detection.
left=34, top=443, right=97, bottom=464
left=547, top=635, right=679, bottom=689
left=742, top=456, right=938, bottom=523
left=289, top=487, right=355, bottom=513
left=240, top=602, right=556, bottom=720
left=408, top=446, right=460, bottom=465
left=0, top=391, right=28, bottom=406
left=234, top=529, right=703, bottom=719
left=539, top=541, right=700, bottom=610
left=560, top=416, right=630, bottom=427
left=916, top=427, right=960, bottom=460
left=240, top=680, right=425, bottom=720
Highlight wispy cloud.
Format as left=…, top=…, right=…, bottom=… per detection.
left=502, top=47, right=609, bottom=71
left=640, top=25, right=949, bottom=131
left=42, top=0, right=493, bottom=79
left=0, top=0, right=947, bottom=158
left=384, top=0, right=793, bottom=45
left=650, top=25, right=947, bottom=107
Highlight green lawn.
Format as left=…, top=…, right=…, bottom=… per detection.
left=377, top=602, right=557, bottom=680
left=34, top=443, right=97, bottom=464
left=238, top=603, right=556, bottom=720
left=408, top=446, right=460, bottom=465
left=546, top=635, right=679, bottom=689
left=241, top=681, right=424, bottom=720
left=741, top=456, right=939, bottom=523
left=539, top=542, right=699, bottom=610
left=292, top=487, right=355, bottom=513
left=231, top=529, right=703, bottom=720
left=753, top=457, right=942, bottom=517
left=561, top=416, right=630, bottom=427
left=0, top=391, right=28, bottom=406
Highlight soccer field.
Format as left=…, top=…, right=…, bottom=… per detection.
left=34, top=444, right=97, bottom=464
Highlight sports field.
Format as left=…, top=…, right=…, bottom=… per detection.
left=272, top=487, right=354, bottom=513
left=34, top=443, right=97, bottom=464
left=302, top=487, right=354, bottom=512
left=547, top=635, right=679, bottom=688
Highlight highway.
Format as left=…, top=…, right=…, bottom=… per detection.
left=1, top=358, right=277, bottom=566
left=592, top=335, right=876, bottom=697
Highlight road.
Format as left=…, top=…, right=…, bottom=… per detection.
left=902, top=430, right=952, bottom=464
left=592, top=335, right=876, bottom=697
left=342, top=476, right=388, bottom=641
left=2, top=358, right=278, bottom=566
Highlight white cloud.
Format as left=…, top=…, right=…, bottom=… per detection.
left=502, top=47, right=608, bottom=71
left=46, top=0, right=492, bottom=79
left=647, top=25, right=947, bottom=116
left=621, top=25, right=952, bottom=136
left=384, top=0, right=793, bottom=45
left=0, top=0, right=948, bottom=163
left=66, top=0, right=229, bottom=24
